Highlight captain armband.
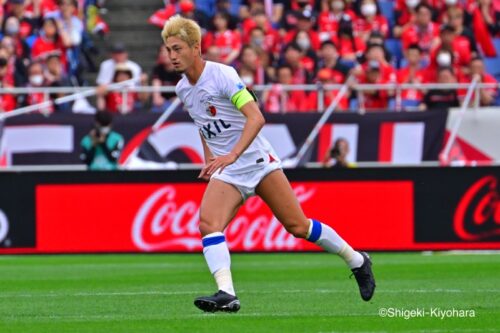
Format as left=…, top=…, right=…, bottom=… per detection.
left=231, top=88, right=258, bottom=110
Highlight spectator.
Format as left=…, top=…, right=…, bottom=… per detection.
left=307, top=68, right=349, bottom=111
left=241, top=10, right=281, bottom=56
left=332, top=18, right=365, bottom=62
left=0, top=35, right=28, bottom=86
left=425, top=47, right=463, bottom=82
left=151, top=45, right=182, bottom=113
left=263, top=64, right=309, bottom=113
left=31, top=17, right=71, bottom=66
left=280, top=42, right=314, bottom=84
left=237, top=45, right=268, bottom=86
left=23, top=61, right=52, bottom=113
left=357, top=43, right=397, bottom=84
left=401, top=3, right=440, bottom=56
left=429, top=24, right=471, bottom=74
left=80, top=110, right=124, bottom=171
left=97, top=63, right=139, bottom=114
left=354, top=0, right=389, bottom=41
left=280, top=0, right=318, bottom=31
left=445, top=7, right=477, bottom=57
left=292, top=30, right=319, bottom=65
left=204, top=45, right=222, bottom=63
left=177, top=0, right=211, bottom=31
left=0, top=50, right=16, bottom=112
left=467, top=0, right=500, bottom=57
left=214, top=0, right=238, bottom=29
left=44, top=53, right=71, bottom=86
left=96, top=42, right=141, bottom=85
left=459, top=57, right=498, bottom=106
left=357, top=60, right=393, bottom=111
left=397, top=44, right=426, bottom=109
left=3, top=0, right=41, bottom=39
left=322, top=137, right=352, bottom=168
left=421, top=66, right=459, bottom=110
left=317, top=40, right=350, bottom=83
left=2, top=16, right=31, bottom=62
left=318, top=0, right=357, bottom=42
left=393, top=0, right=420, bottom=38
left=283, top=11, right=321, bottom=52
left=202, top=12, right=241, bottom=65
left=47, top=0, right=84, bottom=78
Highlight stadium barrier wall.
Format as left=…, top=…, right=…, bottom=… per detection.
left=0, top=167, right=499, bottom=254
left=1, top=111, right=447, bottom=166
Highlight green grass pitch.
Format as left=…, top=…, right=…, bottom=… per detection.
left=0, top=253, right=498, bottom=333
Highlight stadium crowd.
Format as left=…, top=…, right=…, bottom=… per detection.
left=1, top=0, right=499, bottom=114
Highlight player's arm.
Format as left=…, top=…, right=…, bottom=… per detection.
left=200, top=89, right=264, bottom=177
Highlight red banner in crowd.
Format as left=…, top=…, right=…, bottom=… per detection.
left=35, top=181, right=414, bottom=252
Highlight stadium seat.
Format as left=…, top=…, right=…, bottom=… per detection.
left=385, top=39, right=403, bottom=68
left=483, top=57, right=500, bottom=81
left=379, top=1, right=395, bottom=29
left=493, top=38, right=500, bottom=54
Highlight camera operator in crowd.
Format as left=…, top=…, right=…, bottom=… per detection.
left=323, top=137, right=353, bottom=168
left=80, top=110, right=124, bottom=170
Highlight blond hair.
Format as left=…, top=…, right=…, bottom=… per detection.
left=161, top=15, right=201, bottom=47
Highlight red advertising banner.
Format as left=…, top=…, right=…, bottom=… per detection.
left=35, top=181, right=414, bottom=253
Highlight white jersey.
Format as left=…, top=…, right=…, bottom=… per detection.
left=176, top=61, right=278, bottom=174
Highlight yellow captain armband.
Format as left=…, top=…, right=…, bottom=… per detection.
left=231, top=88, right=257, bottom=110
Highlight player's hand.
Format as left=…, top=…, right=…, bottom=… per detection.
left=198, top=152, right=238, bottom=179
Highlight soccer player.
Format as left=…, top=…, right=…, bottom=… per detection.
left=161, top=15, right=376, bottom=313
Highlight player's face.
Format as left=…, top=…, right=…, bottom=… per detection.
left=164, top=36, right=198, bottom=73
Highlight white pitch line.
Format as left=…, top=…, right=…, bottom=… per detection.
left=0, top=288, right=499, bottom=299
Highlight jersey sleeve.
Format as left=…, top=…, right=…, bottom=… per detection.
left=216, top=65, right=246, bottom=100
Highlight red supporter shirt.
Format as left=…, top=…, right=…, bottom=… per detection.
left=401, top=23, right=440, bottom=53
left=354, top=15, right=390, bottom=38
left=265, top=86, right=309, bottom=113
left=203, top=30, right=242, bottom=63
left=360, top=61, right=397, bottom=83
left=397, top=66, right=426, bottom=100
left=31, top=36, right=67, bottom=66
left=332, top=35, right=366, bottom=59
left=106, top=91, right=137, bottom=114
left=357, top=76, right=391, bottom=110
left=429, top=38, right=472, bottom=68
left=317, top=10, right=357, bottom=40
left=458, top=72, right=498, bottom=101
left=307, top=90, right=349, bottom=111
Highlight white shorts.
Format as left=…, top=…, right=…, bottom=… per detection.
left=211, top=160, right=282, bottom=202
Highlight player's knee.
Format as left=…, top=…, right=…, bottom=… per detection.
left=284, top=221, right=309, bottom=239
left=199, top=214, right=223, bottom=236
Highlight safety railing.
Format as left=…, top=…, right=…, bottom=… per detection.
left=1, top=82, right=499, bottom=117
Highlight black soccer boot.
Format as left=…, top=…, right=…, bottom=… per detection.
left=351, top=252, right=376, bottom=301
left=194, top=290, right=241, bottom=313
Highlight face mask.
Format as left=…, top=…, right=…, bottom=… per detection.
left=5, top=25, right=19, bottom=35
left=361, top=3, right=377, bottom=16
left=99, top=126, right=111, bottom=135
left=437, top=53, right=452, bottom=67
left=405, top=0, right=420, bottom=9
left=332, top=0, right=345, bottom=10
left=29, top=74, right=44, bottom=86
left=252, top=37, right=264, bottom=47
left=445, top=0, right=458, bottom=5
left=241, top=75, right=254, bottom=86
left=297, top=38, right=311, bottom=50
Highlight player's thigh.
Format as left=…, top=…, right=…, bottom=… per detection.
left=199, top=178, right=243, bottom=235
left=255, top=169, right=309, bottom=237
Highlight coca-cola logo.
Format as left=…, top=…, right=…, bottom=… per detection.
left=454, top=176, right=500, bottom=241
left=132, top=185, right=316, bottom=251
left=0, top=209, right=9, bottom=244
